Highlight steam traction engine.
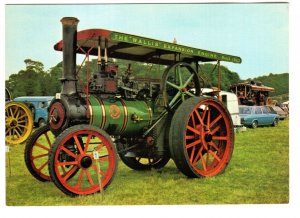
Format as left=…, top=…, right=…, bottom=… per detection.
left=25, top=17, right=242, bottom=196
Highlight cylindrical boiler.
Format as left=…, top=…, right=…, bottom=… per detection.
left=89, top=95, right=152, bottom=136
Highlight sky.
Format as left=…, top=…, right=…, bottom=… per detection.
left=4, top=3, right=289, bottom=80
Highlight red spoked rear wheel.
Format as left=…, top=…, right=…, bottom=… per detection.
left=48, top=125, right=117, bottom=196
left=169, top=96, right=234, bottom=178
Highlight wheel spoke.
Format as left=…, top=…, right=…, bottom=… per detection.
left=60, top=165, right=67, bottom=175
left=83, top=134, right=92, bottom=153
left=99, top=155, right=109, bottom=162
left=206, top=151, right=210, bottom=166
left=212, top=136, right=228, bottom=141
left=166, top=81, right=181, bottom=90
left=181, top=93, right=185, bottom=102
left=62, top=165, right=78, bottom=182
left=169, top=91, right=181, bottom=107
left=201, top=105, right=208, bottom=121
left=189, top=146, right=196, bottom=163
left=18, top=114, right=28, bottom=120
left=6, top=107, right=13, bottom=118
left=85, top=170, right=95, bottom=186
left=185, top=135, right=195, bottom=140
left=13, top=107, right=19, bottom=117
left=209, top=114, right=222, bottom=128
left=182, top=74, right=194, bottom=88
left=18, top=124, right=27, bottom=128
left=9, top=128, right=13, bottom=138
left=5, top=128, right=11, bottom=135
left=94, top=143, right=104, bottom=152
left=37, top=160, right=48, bottom=172
left=32, top=153, right=48, bottom=160
left=12, top=129, right=16, bottom=139
left=207, top=109, right=211, bottom=128
left=191, top=112, right=196, bottom=127
left=44, top=132, right=52, bottom=147
left=169, top=91, right=182, bottom=106
left=199, top=152, right=207, bottom=171
left=9, top=108, right=14, bottom=118
left=192, top=146, right=203, bottom=165
left=61, top=145, right=77, bottom=159
left=208, top=150, right=221, bottom=162
left=91, top=164, right=105, bottom=177
left=18, top=120, right=27, bottom=123
left=94, top=155, right=109, bottom=162
left=14, top=128, right=21, bottom=137
left=73, top=135, right=84, bottom=154
left=35, top=142, right=50, bottom=151
left=187, top=125, right=201, bottom=135
left=194, top=109, right=204, bottom=126
left=57, top=161, right=78, bottom=166
left=15, top=110, right=21, bottom=119
left=210, top=125, right=221, bottom=135
left=186, top=139, right=201, bottom=149
left=208, top=141, right=220, bottom=152
left=75, top=169, right=85, bottom=189
left=185, top=91, right=195, bottom=97
left=177, top=67, right=183, bottom=86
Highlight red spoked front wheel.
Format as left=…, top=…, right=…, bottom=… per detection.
left=169, top=96, right=234, bottom=178
left=48, top=125, right=118, bottom=196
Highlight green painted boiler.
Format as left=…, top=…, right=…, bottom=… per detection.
left=88, top=95, right=152, bottom=136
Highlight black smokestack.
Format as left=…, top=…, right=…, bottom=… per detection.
left=60, top=17, right=79, bottom=95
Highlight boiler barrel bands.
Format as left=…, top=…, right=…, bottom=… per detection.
left=88, top=95, right=152, bottom=136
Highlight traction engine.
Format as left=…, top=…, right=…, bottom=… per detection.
left=25, top=17, right=240, bottom=197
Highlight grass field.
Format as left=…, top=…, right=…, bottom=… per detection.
left=5, top=119, right=289, bottom=205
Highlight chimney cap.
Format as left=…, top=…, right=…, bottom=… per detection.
left=61, top=17, right=79, bottom=26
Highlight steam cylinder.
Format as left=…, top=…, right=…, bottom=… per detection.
left=88, top=95, right=152, bottom=136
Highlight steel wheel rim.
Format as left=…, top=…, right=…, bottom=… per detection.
left=5, top=102, right=33, bottom=144
left=53, top=129, right=117, bottom=195
left=184, top=99, right=233, bottom=176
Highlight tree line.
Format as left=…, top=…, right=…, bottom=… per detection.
left=6, top=58, right=287, bottom=99
left=249, top=73, right=289, bottom=97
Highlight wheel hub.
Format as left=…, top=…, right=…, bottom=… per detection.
left=205, top=133, right=213, bottom=142
left=181, top=87, right=187, bottom=92
left=80, top=156, right=93, bottom=169
left=49, top=102, right=65, bottom=130
left=7, top=118, right=17, bottom=127
left=51, top=110, right=60, bottom=123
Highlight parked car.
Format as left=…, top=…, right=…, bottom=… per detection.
left=267, top=105, right=288, bottom=120
left=13, top=96, right=54, bottom=127
left=239, top=105, right=279, bottom=128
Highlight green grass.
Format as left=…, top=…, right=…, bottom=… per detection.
left=6, top=119, right=289, bottom=205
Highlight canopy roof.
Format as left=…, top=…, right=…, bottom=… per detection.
left=54, top=28, right=242, bottom=65
left=231, top=82, right=275, bottom=92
